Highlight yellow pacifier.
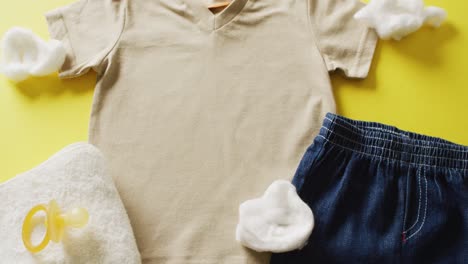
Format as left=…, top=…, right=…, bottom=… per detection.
left=22, top=200, right=89, bottom=253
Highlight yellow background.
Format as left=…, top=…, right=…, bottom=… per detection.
left=0, top=0, right=466, bottom=183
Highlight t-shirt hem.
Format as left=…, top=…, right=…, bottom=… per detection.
left=350, top=27, right=378, bottom=79
left=44, top=8, right=78, bottom=79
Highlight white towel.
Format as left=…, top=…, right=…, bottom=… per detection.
left=236, top=180, right=314, bottom=253
left=354, top=0, right=447, bottom=40
left=0, top=143, right=141, bottom=263
left=0, top=27, right=65, bottom=81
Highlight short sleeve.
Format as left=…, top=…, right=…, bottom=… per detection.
left=308, top=0, right=378, bottom=78
left=45, top=0, right=126, bottom=78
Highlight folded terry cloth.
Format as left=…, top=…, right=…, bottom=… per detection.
left=0, top=143, right=141, bottom=263
left=354, top=0, right=447, bottom=40
left=0, top=27, right=65, bottom=81
left=236, top=180, right=314, bottom=253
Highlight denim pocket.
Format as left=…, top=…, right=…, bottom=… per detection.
left=402, top=167, right=428, bottom=243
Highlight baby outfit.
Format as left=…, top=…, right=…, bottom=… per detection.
left=45, top=0, right=377, bottom=263
left=271, top=113, right=468, bottom=263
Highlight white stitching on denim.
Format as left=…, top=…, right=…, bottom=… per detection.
left=325, top=117, right=410, bottom=137
left=403, top=168, right=422, bottom=233
left=321, top=126, right=468, bottom=153
left=327, top=116, right=468, bottom=149
left=324, top=119, right=468, bottom=151
left=402, top=170, right=411, bottom=236
left=320, top=127, right=468, bottom=163
left=405, top=171, right=428, bottom=241
left=322, top=126, right=468, bottom=153
left=316, top=135, right=468, bottom=170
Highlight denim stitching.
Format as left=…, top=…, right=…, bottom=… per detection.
left=322, top=125, right=468, bottom=152
left=403, top=167, right=422, bottom=233
left=405, top=171, right=428, bottom=241
left=320, top=128, right=468, bottom=163
left=402, top=171, right=410, bottom=234
left=325, top=117, right=410, bottom=137
left=323, top=120, right=468, bottom=151
left=327, top=116, right=468, bottom=149
left=316, top=135, right=468, bottom=171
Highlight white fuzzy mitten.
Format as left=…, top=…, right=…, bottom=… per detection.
left=0, top=27, right=65, bottom=81
left=354, top=0, right=447, bottom=40
left=236, top=180, right=314, bottom=253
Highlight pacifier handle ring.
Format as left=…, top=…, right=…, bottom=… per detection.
left=22, top=204, right=50, bottom=253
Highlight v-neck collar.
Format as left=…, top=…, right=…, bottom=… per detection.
left=183, top=0, right=249, bottom=31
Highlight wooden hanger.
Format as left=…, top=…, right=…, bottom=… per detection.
left=208, top=1, right=230, bottom=12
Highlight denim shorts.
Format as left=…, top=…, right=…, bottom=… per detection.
left=271, top=113, right=468, bottom=264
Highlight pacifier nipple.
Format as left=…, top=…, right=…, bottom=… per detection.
left=22, top=200, right=89, bottom=253
left=63, top=207, right=89, bottom=228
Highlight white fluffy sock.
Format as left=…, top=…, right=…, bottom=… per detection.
left=0, top=27, right=65, bottom=82
left=236, top=180, right=314, bottom=253
left=354, top=0, right=447, bottom=41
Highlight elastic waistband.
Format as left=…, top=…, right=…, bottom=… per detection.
left=319, top=113, right=468, bottom=170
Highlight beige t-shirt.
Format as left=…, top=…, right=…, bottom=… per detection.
left=46, top=0, right=377, bottom=263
